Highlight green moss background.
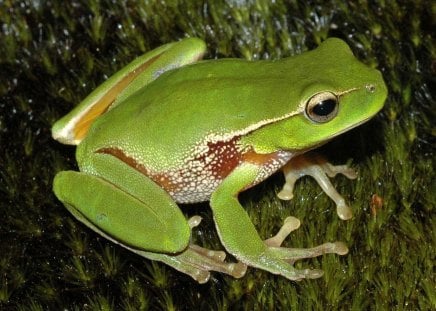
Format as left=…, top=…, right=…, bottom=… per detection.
left=0, top=0, right=434, bottom=309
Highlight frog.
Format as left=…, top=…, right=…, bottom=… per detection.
left=52, top=37, right=387, bottom=283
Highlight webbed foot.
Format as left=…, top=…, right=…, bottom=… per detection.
left=277, top=153, right=357, bottom=220
left=150, top=216, right=247, bottom=283
left=262, top=216, right=348, bottom=280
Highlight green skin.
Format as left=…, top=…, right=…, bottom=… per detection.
left=52, top=38, right=387, bottom=283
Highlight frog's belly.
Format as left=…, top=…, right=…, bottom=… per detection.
left=151, top=149, right=294, bottom=204
left=95, top=140, right=293, bottom=203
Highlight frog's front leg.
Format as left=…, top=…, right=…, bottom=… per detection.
left=210, top=162, right=348, bottom=281
left=277, top=153, right=357, bottom=220
left=53, top=153, right=246, bottom=283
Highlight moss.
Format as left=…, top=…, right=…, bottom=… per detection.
left=0, top=0, right=434, bottom=309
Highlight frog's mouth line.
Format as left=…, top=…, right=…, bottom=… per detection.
left=332, top=117, right=374, bottom=139
left=301, top=113, right=380, bottom=154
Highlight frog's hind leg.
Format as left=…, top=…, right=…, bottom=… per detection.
left=53, top=151, right=245, bottom=283
left=51, top=38, right=206, bottom=145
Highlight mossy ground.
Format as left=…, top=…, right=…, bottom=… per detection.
left=0, top=0, right=434, bottom=310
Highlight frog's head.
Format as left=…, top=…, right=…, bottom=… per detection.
left=273, top=38, right=388, bottom=151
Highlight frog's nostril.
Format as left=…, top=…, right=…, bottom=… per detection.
left=365, top=84, right=376, bottom=93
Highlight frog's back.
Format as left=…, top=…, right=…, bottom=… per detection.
left=83, top=60, right=290, bottom=166
left=82, top=38, right=378, bottom=171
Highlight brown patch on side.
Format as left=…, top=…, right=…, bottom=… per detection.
left=96, top=147, right=178, bottom=193
left=194, top=136, right=290, bottom=188
left=242, top=149, right=282, bottom=166
left=196, top=137, right=243, bottom=180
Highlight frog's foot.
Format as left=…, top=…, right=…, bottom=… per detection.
left=149, top=216, right=247, bottom=283
left=261, top=216, right=348, bottom=279
left=186, top=216, right=227, bottom=262
left=172, top=244, right=247, bottom=283
left=277, top=153, right=357, bottom=220
left=264, top=216, right=301, bottom=248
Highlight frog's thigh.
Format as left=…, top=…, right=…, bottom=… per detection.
left=54, top=157, right=190, bottom=254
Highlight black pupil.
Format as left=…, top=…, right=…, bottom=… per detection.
left=312, top=99, right=336, bottom=116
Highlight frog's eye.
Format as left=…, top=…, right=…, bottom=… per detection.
left=305, top=92, right=339, bottom=123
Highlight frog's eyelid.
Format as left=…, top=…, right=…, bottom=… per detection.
left=337, top=87, right=359, bottom=97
